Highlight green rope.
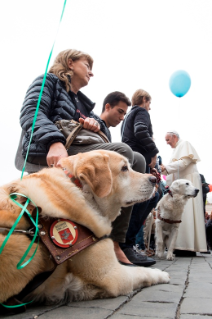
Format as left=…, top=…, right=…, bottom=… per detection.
left=1, top=300, right=33, bottom=309
left=21, top=0, right=67, bottom=179
left=0, top=193, right=40, bottom=269
left=0, top=193, right=39, bottom=308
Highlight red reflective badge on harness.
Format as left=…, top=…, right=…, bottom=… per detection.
left=50, top=219, right=78, bottom=248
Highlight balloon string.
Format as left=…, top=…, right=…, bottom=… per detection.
left=179, top=98, right=180, bottom=123
left=178, top=98, right=180, bottom=179
left=21, top=0, right=67, bottom=180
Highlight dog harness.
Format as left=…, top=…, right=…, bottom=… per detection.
left=1, top=169, right=101, bottom=313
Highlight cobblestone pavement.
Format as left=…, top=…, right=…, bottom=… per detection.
left=1, top=252, right=212, bottom=319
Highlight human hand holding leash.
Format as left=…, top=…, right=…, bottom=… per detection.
left=47, top=142, right=68, bottom=167
left=160, top=164, right=166, bottom=172
left=149, top=155, right=157, bottom=168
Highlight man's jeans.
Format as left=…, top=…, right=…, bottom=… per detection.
left=120, top=192, right=159, bottom=249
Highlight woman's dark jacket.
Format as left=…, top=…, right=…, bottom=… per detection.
left=121, top=106, right=159, bottom=165
left=20, top=73, right=110, bottom=158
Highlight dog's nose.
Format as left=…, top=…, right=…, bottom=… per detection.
left=149, top=176, right=157, bottom=184
left=195, top=189, right=199, bottom=195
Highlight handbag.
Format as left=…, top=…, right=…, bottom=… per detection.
left=55, top=119, right=109, bottom=150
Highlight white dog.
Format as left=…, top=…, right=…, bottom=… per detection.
left=155, top=179, right=199, bottom=261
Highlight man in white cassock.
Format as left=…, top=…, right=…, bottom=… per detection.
left=161, top=131, right=207, bottom=254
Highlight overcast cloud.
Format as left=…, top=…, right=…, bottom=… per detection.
left=1, top=0, right=212, bottom=198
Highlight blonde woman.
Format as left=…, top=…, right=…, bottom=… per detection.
left=15, top=49, right=154, bottom=267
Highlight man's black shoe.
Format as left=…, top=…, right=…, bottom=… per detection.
left=174, top=249, right=196, bottom=257
left=122, top=247, right=156, bottom=267
left=119, top=261, right=137, bottom=267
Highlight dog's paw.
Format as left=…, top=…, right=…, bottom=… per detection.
left=156, top=252, right=165, bottom=259
left=148, top=268, right=170, bottom=285
left=166, top=252, right=175, bottom=261
left=160, top=271, right=170, bottom=283
left=154, top=269, right=170, bottom=284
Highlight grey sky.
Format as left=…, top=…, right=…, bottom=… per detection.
left=1, top=0, right=212, bottom=199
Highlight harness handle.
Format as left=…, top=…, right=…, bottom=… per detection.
left=0, top=193, right=40, bottom=269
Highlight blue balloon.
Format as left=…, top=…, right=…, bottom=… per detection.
left=169, top=70, right=191, bottom=98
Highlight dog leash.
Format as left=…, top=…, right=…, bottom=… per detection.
left=150, top=168, right=161, bottom=184
left=164, top=186, right=173, bottom=197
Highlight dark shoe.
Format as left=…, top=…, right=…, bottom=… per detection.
left=119, top=261, right=137, bottom=267
left=174, top=250, right=196, bottom=257
left=202, top=250, right=211, bottom=254
left=122, top=247, right=156, bottom=267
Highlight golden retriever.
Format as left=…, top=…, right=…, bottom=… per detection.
left=0, top=150, right=170, bottom=305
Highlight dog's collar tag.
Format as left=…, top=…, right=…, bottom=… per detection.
left=50, top=219, right=79, bottom=248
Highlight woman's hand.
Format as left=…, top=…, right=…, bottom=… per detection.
left=47, top=142, right=68, bottom=167
left=79, top=117, right=100, bottom=132
left=160, top=164, right=166, bottom=172
left=148, top=155, right=157, bottom=168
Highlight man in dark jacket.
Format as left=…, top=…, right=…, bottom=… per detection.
left=100, top=91, right=155, bottom=266
left=120, top=89, right=159, bottom=264
left=200, top=174, right=210, bottom=215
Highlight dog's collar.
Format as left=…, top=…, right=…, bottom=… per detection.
left=168, top=189, right=173, bottom=197
left=165, top=186, right=173, bottom=197
left=62, top=167, right=82, bottom=189
left=157, top=206, right=181, bottom=224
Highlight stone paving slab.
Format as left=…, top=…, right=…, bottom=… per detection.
left=180, top=316, right=212, bottom=319
left=130, top=289, right=181, bottom=303
left=113, top=301, right=178, bottom=319
left=188, top=274, right=212, bottom=282
left=39, top=305, right=113, bottom=319
left=111, top=314, right=171, bottom=319
left=185, top=282, right=212, bottom=298
left=0, top=305, right=61, bottom=319
left=168, top=277, right=186, bottom=285
left=180, top=297, right=212, bottom=315
left=142, top=284, right=183, bottom=293
left=67, top=296, right=129, bottom=310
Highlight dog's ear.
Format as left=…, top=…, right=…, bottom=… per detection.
left=170, top=180, right=179, bottom=193
left=77, top=154, right=112, bottom=198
